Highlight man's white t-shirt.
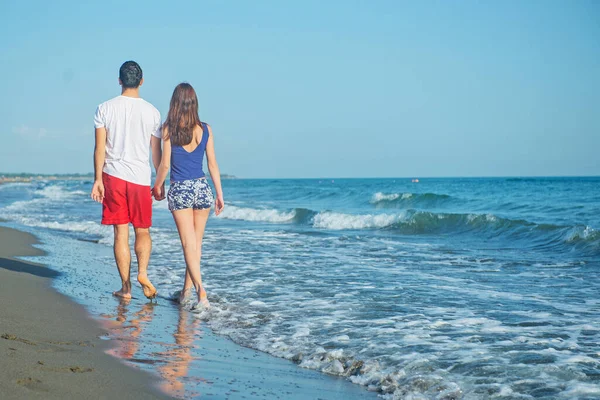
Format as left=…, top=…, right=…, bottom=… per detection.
left=94, top=95, right=162, bottom=186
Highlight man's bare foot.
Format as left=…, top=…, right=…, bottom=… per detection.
left=113, top=289, right=132, bottom=299
left=113, top=281, right=132, bottom=299
left=137, top=273, right=157, bottom=299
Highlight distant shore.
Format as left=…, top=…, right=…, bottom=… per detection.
left=0, top=175, right=92, bottom=184
left=0, top=173, right=237, bottom=185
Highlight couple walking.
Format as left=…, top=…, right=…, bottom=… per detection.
left=90, top=61, right=224, bottom=308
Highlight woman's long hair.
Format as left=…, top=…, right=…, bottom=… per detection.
left=163, top=83, right=201, bottom=146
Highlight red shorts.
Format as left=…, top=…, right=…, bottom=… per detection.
left=101, top=173, right=152, bottom=228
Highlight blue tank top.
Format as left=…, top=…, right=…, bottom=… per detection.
left=170, top=122, right=209, bottom=182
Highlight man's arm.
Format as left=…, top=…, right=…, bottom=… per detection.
left=91, top=127, right=106, bottom=203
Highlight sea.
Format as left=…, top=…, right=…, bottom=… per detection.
left=0, top=176, right=599, bottom=399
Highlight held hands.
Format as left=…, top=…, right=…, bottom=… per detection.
left=152, top=183, right=166, bottom=201
left=214, top=195, right=225, bottom=216
left=91, top=180, right=105, bottom=203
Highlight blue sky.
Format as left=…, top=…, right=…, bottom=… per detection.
left=1, top=0, right=598, bottom=178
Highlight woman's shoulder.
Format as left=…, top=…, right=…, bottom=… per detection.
left=197, top=121, right=212, bottom=135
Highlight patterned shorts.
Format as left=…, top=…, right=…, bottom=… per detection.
left=168, top=178, right=214, bottom=212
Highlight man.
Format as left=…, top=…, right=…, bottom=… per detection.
left=91, top=61, right=163, bottom=300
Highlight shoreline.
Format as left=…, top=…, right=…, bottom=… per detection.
left=0, top=225, right=172, bottom=399
left=1, top=222, right=376, bottom=399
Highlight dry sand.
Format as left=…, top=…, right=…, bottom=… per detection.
left=0, top=226, right=172, bottom=399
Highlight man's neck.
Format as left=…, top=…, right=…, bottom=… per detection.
left=121, top=88, right=141, bottom=98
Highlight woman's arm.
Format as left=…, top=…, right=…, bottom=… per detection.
left=152, top=128, right=171, bottom=200
left=151, top=136, right=162, bottom=173
left=205, top=124, right=224, bottom=215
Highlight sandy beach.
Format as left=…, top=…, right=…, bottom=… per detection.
left=0, top=225, right=172, bottom=399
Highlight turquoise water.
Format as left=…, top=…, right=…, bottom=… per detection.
left=1, top=177, right=599, bottom=399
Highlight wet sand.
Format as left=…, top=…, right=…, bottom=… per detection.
left=1, top=224, right=376, bottom=399
left=0, top=226, right=171, bottom=399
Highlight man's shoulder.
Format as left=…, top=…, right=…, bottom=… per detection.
left=140, top=99, right=161, bottom=117
left=97, top=96, right=122, bottom=110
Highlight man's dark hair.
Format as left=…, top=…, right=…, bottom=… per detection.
left=119, top=61, right=143, bottom=88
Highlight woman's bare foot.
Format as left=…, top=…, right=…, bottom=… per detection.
left=137, top=273, right=157, bottom=299
left=198, top=288, right=210, bottom=309
left=178, top=287, right=193, bottom=304
left=113, top=282, right=132, bottom=299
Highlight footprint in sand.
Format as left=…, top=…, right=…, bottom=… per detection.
left=2, top=333, right=37, bottom=346
left=37, top=365, right=94, bottom=373
left=68, top=366, right=94, bottom=373
left=16, top=377, right=48, bottom=392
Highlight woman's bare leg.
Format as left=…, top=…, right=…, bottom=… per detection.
left=172, top=208, right=208, bottom=304
left=193, top=208, right=210, bottom=304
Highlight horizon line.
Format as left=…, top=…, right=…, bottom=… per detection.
left=1, top=172, right=600, bottom=180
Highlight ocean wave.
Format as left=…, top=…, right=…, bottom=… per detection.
left=218, top=205, right=298, bottom=223
left=186, top=301, right=411, bottom=398
left=313, top=211, right=406, bottom=230
left=215, top=204, right=599, bottom=250
left=3, top=181, right=598, bottom=256
left=370, top=192, right=452, bottom=208
left=35, top=185, right=81, bottom=200
left=0, top=181, right=34, bottom=190
left=186, top=296, right=465, bottom=399
left=565, top=225, right=600, bottom=243
left=7, top=216, right=113, bottom=244
left=1, top=185, right=87, bottom=213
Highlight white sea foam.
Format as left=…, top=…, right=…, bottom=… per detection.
left=2, top=198, right=44, bottom=212
left=564, top=355, right=599, bottom=364
left=8, top=217, right=113, bottom=243
left=36, top=185, right=78, bottom=200
left=1, top=185, right=86, bottom=214
left=371, top=192, right=401, bottom=202
left=217, top=205, right=296, bottom=223
left=0, top=181, right=33, bottom=190
left=312, top=211, right=404, bottom=230
left=565, top=225, right=598, bottom=241
left=563, top=383, right=600, bottom=397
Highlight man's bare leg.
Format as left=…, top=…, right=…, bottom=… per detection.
left=134, top=227, right=157, bottom=299
left=113, top=224, right=132, bottom=299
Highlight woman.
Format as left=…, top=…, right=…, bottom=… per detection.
left=153, top=83, right=224, bottom=309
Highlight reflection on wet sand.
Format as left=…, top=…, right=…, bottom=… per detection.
left=101, top=298, right=156, bottom=361
left=99, top=299, right=205, bottom=399
left=156, top=310, right=203, bottom=398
